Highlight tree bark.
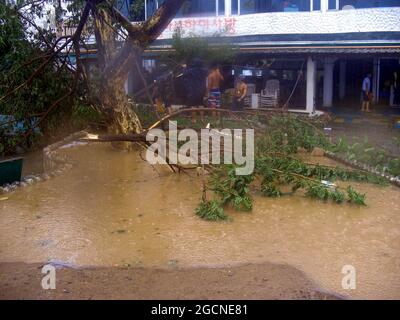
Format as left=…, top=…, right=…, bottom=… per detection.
left=89, top=0, right=185, bottom=147
left=92, top=5, right=142, bottom=151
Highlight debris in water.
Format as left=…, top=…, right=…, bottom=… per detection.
left=168, top=260, right=179, bottom=268
left=112, top=229, right=127, bottom=234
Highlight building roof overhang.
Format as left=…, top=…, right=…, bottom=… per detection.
left=145, top=31, right=400, bottom=56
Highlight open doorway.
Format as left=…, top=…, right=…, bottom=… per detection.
left=333, top=58, right=373, bottom=109
left=380, top=58, right=400, bottom=107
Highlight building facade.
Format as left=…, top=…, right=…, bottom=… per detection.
left=136, top=0, right=400, bottom=113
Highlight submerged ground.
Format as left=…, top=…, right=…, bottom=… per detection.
left=0, top=142, right=399, bottom=299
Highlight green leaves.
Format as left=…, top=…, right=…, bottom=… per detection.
left=195, top=200, right=228, bottom=221
left=71, top=102, right=103, bottom=128
left=210, top=165, right=254, bottom=211
left=164, top=30, right=238, bottom=69
left=0, top=2, right=87, bottom=155
left=388, top=158, right=400, bottom=177
left=260, top=115, right=330, bottom=154
left=305, top=183, right=330, bottom=201
left=346, top=186, right=366, bottom=206
left=255, top=152, right=370, bottom=205
left=261, top=182, right=282, bottom=197
left=193, top=114, right=392, bottom=222
left=335, top=137, right=400, bottom=177
left=259, top=115, right=399, bottom=179
left=195, top=165, right=254, bottom=221
left=232, top=194, right=253, bottom=211
left=330, top=189, right=345, bottom=204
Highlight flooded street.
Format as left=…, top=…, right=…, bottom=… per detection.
left=1, top=144, right=399, bottom=299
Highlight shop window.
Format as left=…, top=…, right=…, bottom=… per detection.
left=329, top=0, right=339, bottom=10
left=339, top=0, right=400, bottom=9
left=312, top=0, right=321, bottom=10
left=146, top=0, right=160, bottom=19
left=240, top=0, right=272, bottom=15
left=218, top=0, right=225, bottom=15
left=176, top=0, right=216, bottom=17
left=270, top=0, right=311, bottom=12
left=143, top=59, right=156, bottom=73
left=232, top=0, right=313, bottom=14
left=232, top=0, right=239, bottom=14
left=242, top=69, right=253, bottom=76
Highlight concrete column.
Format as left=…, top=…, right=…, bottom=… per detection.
left=372, top=58, right=380, bottom=103
left=225, top=0, right=232, bottom=16
left=339, top=60, right=346, bottom=100
left=323, top=58, right=335, bottom=107
left=306, top=56, right=317, bottom=114
left=321, top=0, right=329, bottom=12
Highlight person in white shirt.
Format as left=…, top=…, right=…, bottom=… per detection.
left=361, top=73, right=372, bottom=112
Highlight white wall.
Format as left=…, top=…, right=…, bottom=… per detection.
left=157, top=7, right=400, bottom=40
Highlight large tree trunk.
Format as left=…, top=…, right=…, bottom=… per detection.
left=93, top=7, right=142, bottom=140
left=102, top=78, right=142, bottom=133
left=89, top=0, right=185, bottom=146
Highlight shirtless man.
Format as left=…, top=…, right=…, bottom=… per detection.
left=232, top=75, right=247, bottom=111
left=207, top=65, right=224, bottom=119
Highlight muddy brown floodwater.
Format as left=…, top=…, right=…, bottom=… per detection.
left=0, top=144, right=399, bottom=299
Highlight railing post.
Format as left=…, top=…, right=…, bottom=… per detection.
left=225, top=0, right=232, bottom=16
left=321, top=0, right=328, bottom=12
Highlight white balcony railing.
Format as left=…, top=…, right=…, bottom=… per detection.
left=143, top=0, right=400, bottom=20
left=156, top=6, right=400, bottom=40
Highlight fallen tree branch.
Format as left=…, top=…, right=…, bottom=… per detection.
left=0, top=1, right=91, bottom=103
left=22, top=90, right=74, bottom=139
left=147, top=107, right=265, bottom=130
left=133, top=55, right=159, bottom=119
left=80, top=132, right=147, bottom=142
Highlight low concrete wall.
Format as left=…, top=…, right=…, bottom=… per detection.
left=0, top=131, right=87, bottom=194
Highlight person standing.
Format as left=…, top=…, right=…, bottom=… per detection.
left=175, top=58, right=208, bottom=124
left=232, top=75, right=248, bottom=111
left=207, top=64, right=224, bottom=119
left=361, top=73, right=372, bottom=112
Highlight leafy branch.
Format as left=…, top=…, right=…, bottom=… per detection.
left=194, top=115, right=377, bottom=221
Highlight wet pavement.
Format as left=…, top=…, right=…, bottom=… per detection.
left=0, top=143, right=399, bottom=299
